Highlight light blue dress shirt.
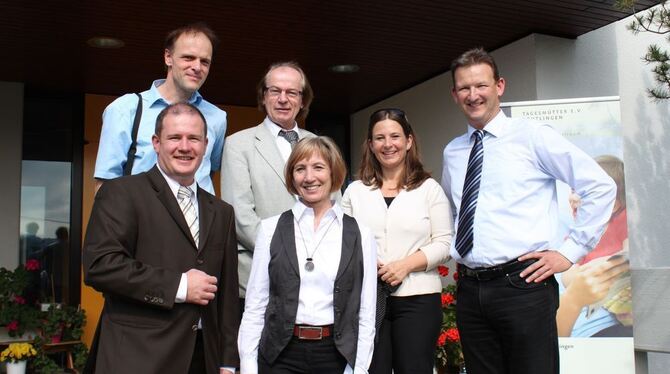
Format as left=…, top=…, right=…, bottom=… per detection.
left=441, top=111, right=616, bottom=268
left=94, top=79, right=227, bottom=194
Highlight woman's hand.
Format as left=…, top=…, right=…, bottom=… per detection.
left=378, top=250, right=429, bottom=286
left=378, top=259, right=412, bottom=286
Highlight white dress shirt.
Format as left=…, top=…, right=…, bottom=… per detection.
left=342, top=178, right=453, bottom=296
left=156, top=164, right=199, bottom=304
left=238, top=201, right=378, bottom=374
left=263, top=117, right=301, bottom=162
left=441, top=111, right=616, bottom=268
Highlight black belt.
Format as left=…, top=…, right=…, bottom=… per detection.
left=459, top=259, right=536, bottom=281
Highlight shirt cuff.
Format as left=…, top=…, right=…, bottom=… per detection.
left=220, top=366, right=235, bottom=373
left=240, top=358, right=258, bottom=374
left=558, top=237, right=587, bottom=264
left=175, top=273, right=188, bottom=303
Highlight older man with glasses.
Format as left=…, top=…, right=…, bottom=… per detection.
left=221, top=62, right=341, bottom=316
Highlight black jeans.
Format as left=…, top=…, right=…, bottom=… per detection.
left=456, top=267, right=559, bottom=374
left=258, top=336, right=347, bottom=373
left=369, top=293, right=442, bottom=374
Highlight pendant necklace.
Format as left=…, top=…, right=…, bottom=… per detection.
left=295, top=215, right=337, bottom=272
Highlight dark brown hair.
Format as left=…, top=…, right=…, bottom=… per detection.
left=450, top=47, right=500, bottom=86
left=155, top=102, right=207, bottom=138
left=358, top=108, right=430, bottom=191
left=164, top=22, right=219, bottom=53
left=256, top=61, right=314, bottom=122
left=285, top=137, right=347, bottom=195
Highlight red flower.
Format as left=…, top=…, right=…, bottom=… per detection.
left=437, top=265, right=449, bottom=277
left=437, top=331, right=448, bottom=346
left=6, top=320, right=19, bottom=332
left=13, top=295, right=26, bottom=304
left=453, top=271, right=459, bottom=282
left=441, top=293, right=455, bottom=306
left=445, top=327, right=460, bottom=342
left=25, top=259, right=40, bottom=271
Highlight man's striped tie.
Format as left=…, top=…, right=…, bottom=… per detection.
left=178, top=186, right=199, bottom=247
left=454, top=130, right=484, bottom=257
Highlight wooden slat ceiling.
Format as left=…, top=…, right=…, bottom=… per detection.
left=2, top=0, right=659, bottom=116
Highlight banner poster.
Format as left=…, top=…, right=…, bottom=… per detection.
left=501, top=97, right=634, bottom=374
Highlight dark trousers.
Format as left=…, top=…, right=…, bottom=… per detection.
left=258, top=336, right=347, bottom=373
left=456, top=268, right=559, bottom=374
left=369, top=293, right=442, bottom=374
left=188, top=330, right=206, bottom=374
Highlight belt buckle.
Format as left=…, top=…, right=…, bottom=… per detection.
left=298, top=326, right=323, bottom=340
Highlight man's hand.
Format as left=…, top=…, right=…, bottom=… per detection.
left=220, top=368, right=234, bottom=374
left=185, top=269, right=218, bottom=305
left=518, top=250, right=572, bottom=283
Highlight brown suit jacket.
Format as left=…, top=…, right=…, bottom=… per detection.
left=83, top=166, right=240, bottom=373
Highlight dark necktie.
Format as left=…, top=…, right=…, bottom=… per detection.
left=454, top=130, right=484, bottom=257
left=279, top=130, right=299, bottom=148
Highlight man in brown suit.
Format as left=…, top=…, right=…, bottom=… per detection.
left=84, top=102, right=239, bottom=373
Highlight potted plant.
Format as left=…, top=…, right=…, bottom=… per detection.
left=0, top=263, right=41, bottom=338
left=0, top=342, right=37, bottom=374
left=61, top=304, right=86, bottom=341
left=40, top=304, right=65, bottom=343
left=435, top=265, right=465, bottom=374
left=29, top=337, right=60, bottom=374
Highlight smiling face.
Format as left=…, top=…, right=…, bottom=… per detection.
left=369, top=119, right=413, bottom=173
left=152, top=110, right=207, bottom=186
left=451, top=63, right=505, bottom=130
left=292, top=152, right=333, bottom=211
left=263, top=66, right=304, bottom=129
left=164, top=32, right=213, bottom=96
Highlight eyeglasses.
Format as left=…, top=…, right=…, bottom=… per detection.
left=265, top=86, right=303, bottom=100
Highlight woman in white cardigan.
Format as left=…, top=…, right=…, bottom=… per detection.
left=342, top=108, right=454, bottom=374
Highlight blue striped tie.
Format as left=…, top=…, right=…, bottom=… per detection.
left=455, top=130, right=484, bottom=257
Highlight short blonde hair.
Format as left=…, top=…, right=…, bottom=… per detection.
left=285, top=136, right=347, bottom=195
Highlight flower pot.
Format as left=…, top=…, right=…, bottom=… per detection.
left=436, top=364, right=462, bottom=374
left=6, top=360, right=27, bottom=374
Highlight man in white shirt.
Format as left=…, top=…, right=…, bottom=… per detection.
left=441, top=48, right=616, bottom=374
left=220, top=62, right=318, bottom=309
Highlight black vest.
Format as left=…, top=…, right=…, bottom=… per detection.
left=258, top=210, right=364, bottom=368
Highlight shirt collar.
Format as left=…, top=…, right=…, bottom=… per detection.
left=466, top=109, right=507, bottom=141
left=263, top=116, right=300, bottom=137
left=156, top=163, right=198, bottom=200
left=148, top=79, right=203, bottom=106
left=292, top=199, right=343, bottom=225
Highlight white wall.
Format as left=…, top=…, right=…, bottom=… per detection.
left=0, top=81, right=24, bottom=269
left=350, top=4, right=670, bottom=373
left=350, top=36, right=537, bottom=182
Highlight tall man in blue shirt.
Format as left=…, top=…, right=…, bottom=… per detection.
left=94, top=23, right=226, bottom=195
left=441, top=48, right=616, bottom=374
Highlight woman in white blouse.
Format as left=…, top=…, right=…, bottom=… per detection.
left=342, top=109, right=453, bottom=374
left=238, top=136, right=377, bottom=374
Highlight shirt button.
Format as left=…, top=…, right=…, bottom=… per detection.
left=334, top=287, right=340, bottom=293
